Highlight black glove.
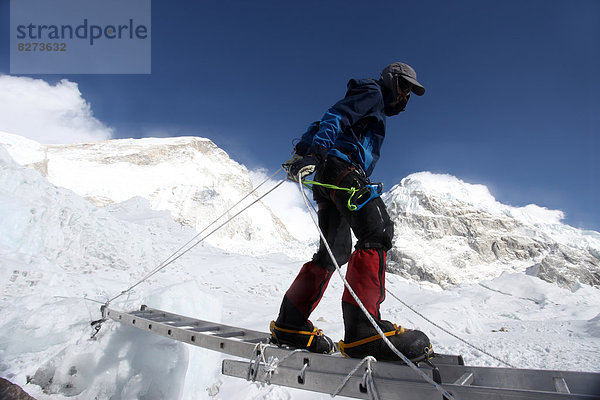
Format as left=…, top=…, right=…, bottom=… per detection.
left=286, top=154, right=318, bottom=182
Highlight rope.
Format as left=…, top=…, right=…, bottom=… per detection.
left=247, top=342, right=309, bottom=384
left=106, top=168, right=285, bottom=305
left=386, top=289, right=516, bottom=368
left=264, top=348, right=309, bottom=385
left=302, top=179, right=358, bottom=211
left=332, top=356, right=378, bottom=399
left=298, top=179, right=454, bottom=400
left=302, top=179, right=382, bottom=212
left=360, top=359, right=381, bottom=400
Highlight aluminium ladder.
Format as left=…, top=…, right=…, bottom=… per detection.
left=101, top=305, right=600, bottom=400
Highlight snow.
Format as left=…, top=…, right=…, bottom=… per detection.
left=1, top=142, right=599, bottom=400
left=0, top=131, right=307, bottom=260
left=249, top=169, right=316, bottom=243
left=395, top=171, right=565, bottom=224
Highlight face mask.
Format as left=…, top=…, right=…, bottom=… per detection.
left=382, top=75, right=411, bottom=116
left=384, top=97, right=408, bottom=116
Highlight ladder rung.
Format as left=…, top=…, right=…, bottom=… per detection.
left=130, top=310, right=153, bottom=316
left=146, top=316, right=180, bottom=323
left=214, top=330, right=246, bottom=338
left=166, top=321, right=201, bottom=327
left=189, top=326, right=221, bottom=332
left=454, top=372, right=474, bottom=386
left=553, top=377, right=570, bottom=393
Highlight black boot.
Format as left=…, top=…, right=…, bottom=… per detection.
left=271, top=262, right=335, bottom=354
left=270, top=320, right=334, bottom=354
left=340, top=249, right=432, bottom=362
left=340, top=303, right=432, bottom=361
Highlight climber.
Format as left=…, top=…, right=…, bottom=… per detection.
left=270, top=62, right=433, bottom=361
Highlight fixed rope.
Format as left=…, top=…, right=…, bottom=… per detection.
left=297, top=179, right=455, bottom=400
left=385, top=289, right=516, bottom=368
left=104, top=168, right=284, bottom=306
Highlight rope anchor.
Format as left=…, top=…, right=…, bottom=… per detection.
left=89, top=303, right=108, bottom=339
left=89, top=318, right=105, bottom=339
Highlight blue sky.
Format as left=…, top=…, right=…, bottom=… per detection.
left=1, top=0, right=599, bottom=231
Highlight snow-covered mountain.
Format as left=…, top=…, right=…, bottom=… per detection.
left=1, top=134, right=599, bottom=400
left=384, top=172, right=600, bottom=289
left=0, top=131, right=294, bottom=256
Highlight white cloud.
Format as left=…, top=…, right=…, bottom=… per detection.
left=0, top=75, right=113, bottom=144
left=249, top=168, right=318, bottom=243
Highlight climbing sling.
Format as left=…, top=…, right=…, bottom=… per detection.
left=302, top=179, right=383, bottom=212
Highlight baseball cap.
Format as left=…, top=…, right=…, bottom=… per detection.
left=381, top=62, right=426, bottom=96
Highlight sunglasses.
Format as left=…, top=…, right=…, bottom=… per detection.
left=398, top=78, right=412, bottom=94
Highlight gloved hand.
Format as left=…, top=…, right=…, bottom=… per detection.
left=283, top=153, right=303, bottom=169
left=286, top=154, right=318, bottom=182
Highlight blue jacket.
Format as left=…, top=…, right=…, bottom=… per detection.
left=297, top=78, right=387, bottom=177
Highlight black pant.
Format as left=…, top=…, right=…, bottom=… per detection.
left=311, top=156, right=394, bottom=271
left=276, top=156, right=394, bottom=329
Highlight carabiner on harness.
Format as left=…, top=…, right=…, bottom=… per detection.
left=348, top=183, right=383, bottom=211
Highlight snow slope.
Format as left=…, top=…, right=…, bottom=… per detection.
left=1, top=143, right=599, bottom=400
left=0, top=131, right=300, bottom=257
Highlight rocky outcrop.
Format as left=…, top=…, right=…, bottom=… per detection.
left=384, top=172, right=600, bottom=289
left=526, top=244, right=600, bottom=288
left=0, top=378, right=36, bottom=400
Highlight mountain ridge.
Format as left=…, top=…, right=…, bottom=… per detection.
left=384, top=172, right=600, bottom=288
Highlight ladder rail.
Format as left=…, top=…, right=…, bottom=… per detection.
left=223, top=359, right=600, bottom=400
left=103, top=305, right=268, bottom=359
left=102, top=305, right=442, bottom=379
left=435, top=364, right=600, bottom=396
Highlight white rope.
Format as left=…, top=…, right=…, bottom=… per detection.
left=361, top=358, right=381, bottom=400
left=247, top=342, right=265, bottom=381
left=386, top=288, right=516, bottom=368
left=298, top=179, right=454, bottom=400
left=331, top=356, right=377, bottom=398
left=247, top=342, right=309, bottom=385
left=264, top=348, right=309, bottom=385
left=104, top=169, right=285, bottom=305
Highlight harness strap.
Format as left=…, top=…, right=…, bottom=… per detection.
left=270, top=321, right=323, bottom=348
left=303, top=179, right=383, bottom=212
left=338, top=325, right=405, bottom=356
